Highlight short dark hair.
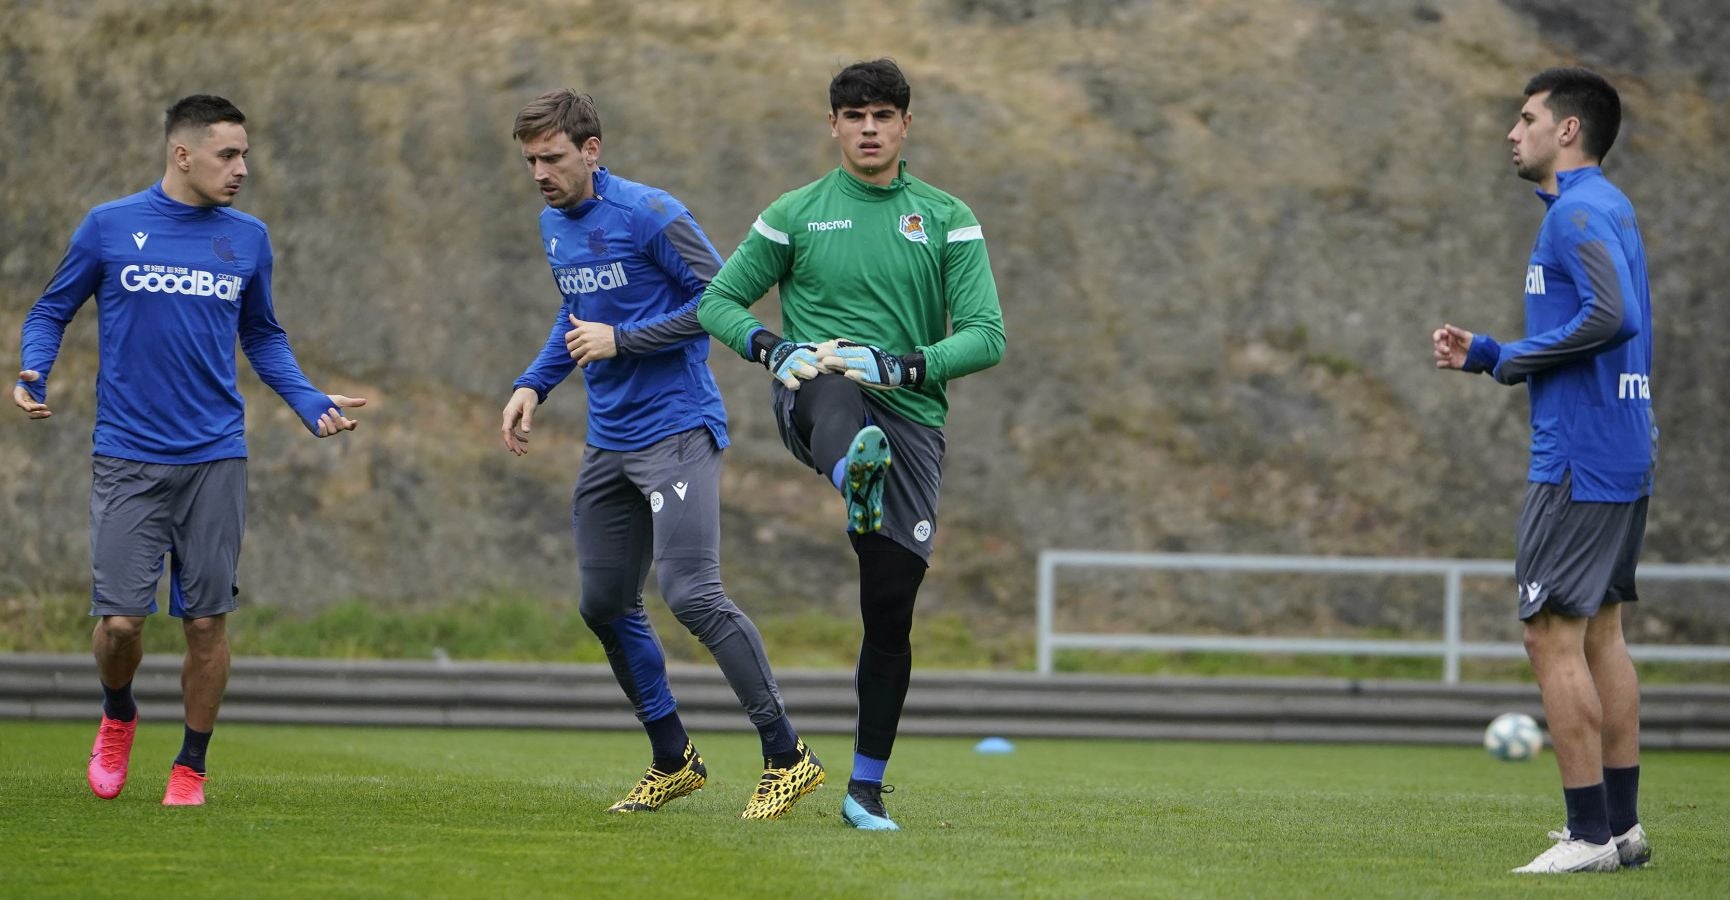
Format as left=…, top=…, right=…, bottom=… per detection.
left=164, top=94, right=245, bottom=141
left=513, top=89, right=602, bottom=146
left=1524, top=67, right=1621, bottom=161
left=829, top=58, right=910, bottom=113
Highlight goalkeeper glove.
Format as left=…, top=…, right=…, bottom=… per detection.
left=821, top=340, right=927, bottom=390
left=750, top=328, right=830, bottom=390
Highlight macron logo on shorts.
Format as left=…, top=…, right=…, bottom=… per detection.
left=673, top=481, right=688, bottom=501
left=1520, top=581, right=1544, bottom=605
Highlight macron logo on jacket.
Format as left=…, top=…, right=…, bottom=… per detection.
left=1617, top=373, right=1650, bottom=401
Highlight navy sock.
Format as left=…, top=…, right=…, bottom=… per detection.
left=644, top=712, right=690, bottom=771
left=174, top=725, right=212, bottom=774
left=101, top=680, right=137, bottom=723
left=758, top=714, right=800, bottom=766
left=1604, top=765, right=1640, bottom=835
left=1563, top=782, right=1612, bottom=846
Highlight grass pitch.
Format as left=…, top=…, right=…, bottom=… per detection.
left=2, top=722, right=1726, bottom=898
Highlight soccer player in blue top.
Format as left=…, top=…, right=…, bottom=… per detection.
left=1433, top=68, right=1653, bottom=874
left=13, top=94, right=367, bottom=807
left=498, top=90, right=823, bottom=819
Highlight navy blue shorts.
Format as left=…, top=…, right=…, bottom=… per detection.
left=1514, top=472, right=1647, bottom=620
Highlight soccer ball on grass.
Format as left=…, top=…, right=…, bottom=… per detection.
left=1483, top=712, right=1544, bottom=761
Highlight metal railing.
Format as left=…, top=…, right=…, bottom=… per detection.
left=1036, top=551, right=1730, bottom=682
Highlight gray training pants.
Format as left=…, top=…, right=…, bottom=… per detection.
left=572, top=427, right=786, bottom=726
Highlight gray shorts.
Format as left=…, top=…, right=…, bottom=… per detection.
left=772, top=381, right=946, bottom=562
left=1514, top=472, right=1647, bottom=620
left=90, top=455, right=246, bottom=619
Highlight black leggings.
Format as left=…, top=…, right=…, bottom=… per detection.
left=789, top=374, right=929, bottom=759
left=791, top=374, right=872, bottom=476
left=851, top=531, right=927, bottom=760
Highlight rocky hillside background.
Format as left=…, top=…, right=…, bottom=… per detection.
left=4, top=0, right=1727, bottom=649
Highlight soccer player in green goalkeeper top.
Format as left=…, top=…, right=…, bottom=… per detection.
left=699, top=58, right=1005, bottom=831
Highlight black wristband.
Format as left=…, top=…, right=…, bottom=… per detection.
left=899, top=351, right=927, bottom=387
left=750, top=328, right=786, bottom=367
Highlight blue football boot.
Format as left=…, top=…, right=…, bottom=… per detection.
left=841, top=779, right=899, bottom=831
left=842, top=425, right=891, bottom=534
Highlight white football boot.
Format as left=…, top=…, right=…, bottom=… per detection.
left=1614, top=823, right=1652, bottom=868
left=1511, top=829, right=1620, bottom=874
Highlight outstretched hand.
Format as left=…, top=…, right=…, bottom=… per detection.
left=12, top=370, right=50, bottom=419
left=315, top=394, right=368, bottom=437
left=1432, top=324, right=1473, bottom=370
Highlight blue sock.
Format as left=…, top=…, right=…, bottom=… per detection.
left=758, top=714, right=799, bottom=765
left=1604, top=765, right=1640, bottom=835
left=644, top=712, right=690, bottom=771
left=174, top=725, right=212, bottom=774
left=829, top=457, right=847, bottom=491
left=1563, top=783, right=1612, bottom=846
left=851, top=752, right=888, bottom=785
left=101, top=680, right=136, bottom=723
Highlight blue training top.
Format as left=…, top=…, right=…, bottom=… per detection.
left=18, top=183, right=333, bottom=464
left=1464, top=166, right=1656, bottom=502
left=512, top=167, right=729, bottom=452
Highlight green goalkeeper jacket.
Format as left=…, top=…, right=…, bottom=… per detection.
left=698, top=160, right=1005, bottom=428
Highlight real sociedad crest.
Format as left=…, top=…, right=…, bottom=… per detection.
left=898, top=213, right=928, bottom=243
left=588, top=227, right=609, bottom=255
left=212, top=235, right=237, bottom=263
